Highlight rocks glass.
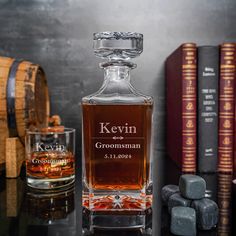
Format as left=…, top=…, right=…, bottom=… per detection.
left=25, top=128, right=75, bottom=190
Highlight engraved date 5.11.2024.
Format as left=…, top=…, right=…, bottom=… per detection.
left=104, top=154, right=132, bottom=159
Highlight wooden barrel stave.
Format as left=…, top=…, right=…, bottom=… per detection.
left=0, top=56, right=49, bottom=164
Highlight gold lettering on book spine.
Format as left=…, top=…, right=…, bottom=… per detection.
left=224, top=102, right=232, bottom=111
left=186, top=102, right=194, bottom=110
left=223, top=120, right=231, bottom=128
left=182, top=44, right=197, bottom=173
left=186, top=120, right=194, bottom=128
left=218, top=43, right=236, bottom=173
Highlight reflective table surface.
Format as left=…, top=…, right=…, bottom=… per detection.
left=0, top=158, right=235, bottom=236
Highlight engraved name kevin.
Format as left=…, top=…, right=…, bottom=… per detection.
left=36, top=143, right=66, bottom=152
left=99, top=122, right=137, bottom=134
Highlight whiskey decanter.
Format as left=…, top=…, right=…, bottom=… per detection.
left=82, top=32, right=153, bottom=217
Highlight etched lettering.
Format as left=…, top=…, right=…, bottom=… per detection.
left=99, top=122, right=137, bottom=134
left=35, top=143, right=65, bottom=152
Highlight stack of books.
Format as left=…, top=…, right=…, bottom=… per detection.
left=166, top=43, right=236, bottom=173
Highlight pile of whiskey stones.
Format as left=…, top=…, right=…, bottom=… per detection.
left=162, top=174, right=219, bottom=236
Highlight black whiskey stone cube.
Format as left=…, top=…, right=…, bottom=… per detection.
left=171, top=206, right=196, bottom=236
left=191, top=198, right=218, bottom=230
left=168, top=193, right=191, bottom=213
left=179, top=174, right=206, bottom=200
left=161, top=184, right=179, bottom=205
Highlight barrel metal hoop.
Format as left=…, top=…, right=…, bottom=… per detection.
left=6, top=59, right=23, bottom=137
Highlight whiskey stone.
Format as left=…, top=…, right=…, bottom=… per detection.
left=179, top=174, right=206, bottom=200
left=161, top=185, right=179, bottom=205
left=171, top=206, right=196, bottom=236
left=191, top=198, right=218, bottom=230
left=168, top=193, right=191, bottom=213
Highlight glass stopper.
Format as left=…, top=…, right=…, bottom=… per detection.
left=93, top=32, right=143, bottom=60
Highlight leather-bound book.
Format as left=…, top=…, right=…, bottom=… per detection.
left=198, top=46, right=219, bottom=173
left=234, top=69, right=236, bottom=179
left=166, top=43, right=197, bottom=173
left=218, top=43, right=236, bottom=173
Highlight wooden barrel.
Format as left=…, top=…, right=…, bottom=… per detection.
left=0, top=56, right=50, bottom=164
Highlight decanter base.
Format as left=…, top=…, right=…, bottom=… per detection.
left=83, top=190, right=152, bottom=211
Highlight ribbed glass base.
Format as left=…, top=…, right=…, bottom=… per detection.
left=83, top=191, right=152, bottom=212
left=27, top=175, right=75, bottom=190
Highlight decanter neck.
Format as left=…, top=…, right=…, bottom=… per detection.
left=104, top=65, right=131, bottom=82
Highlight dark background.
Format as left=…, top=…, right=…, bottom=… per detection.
left=0, top=0, right=235, bottom=151
left=0, top=0, right=235, bottom=235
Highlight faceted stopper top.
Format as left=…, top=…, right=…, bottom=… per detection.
left=93, top=32, right=143, bottom=60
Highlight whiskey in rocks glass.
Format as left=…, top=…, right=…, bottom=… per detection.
left=26, top=128, right=75, bottom=190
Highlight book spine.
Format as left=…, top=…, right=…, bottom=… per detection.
left=198, top=46, right=219, bottom=173
left=166, top=46, right=183, bottom=169
left=235, top=110, right=236, bottom=178
left=234, top=73, right=236, bottom=179
left=218, top=43, right=236, bottom=173
left=182, top=43, right=197, bottom=173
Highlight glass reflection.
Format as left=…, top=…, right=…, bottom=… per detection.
left=24, top=186, right=76, bottom=236
left=26, top=187, right=75, bottom=221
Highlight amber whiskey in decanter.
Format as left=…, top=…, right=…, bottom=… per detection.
left=82, top=32, right=153, bottom=217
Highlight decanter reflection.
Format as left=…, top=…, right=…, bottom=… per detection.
left=82, top=207, right=152, bottom=234
left=83, top=228, right=152, bottom=236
